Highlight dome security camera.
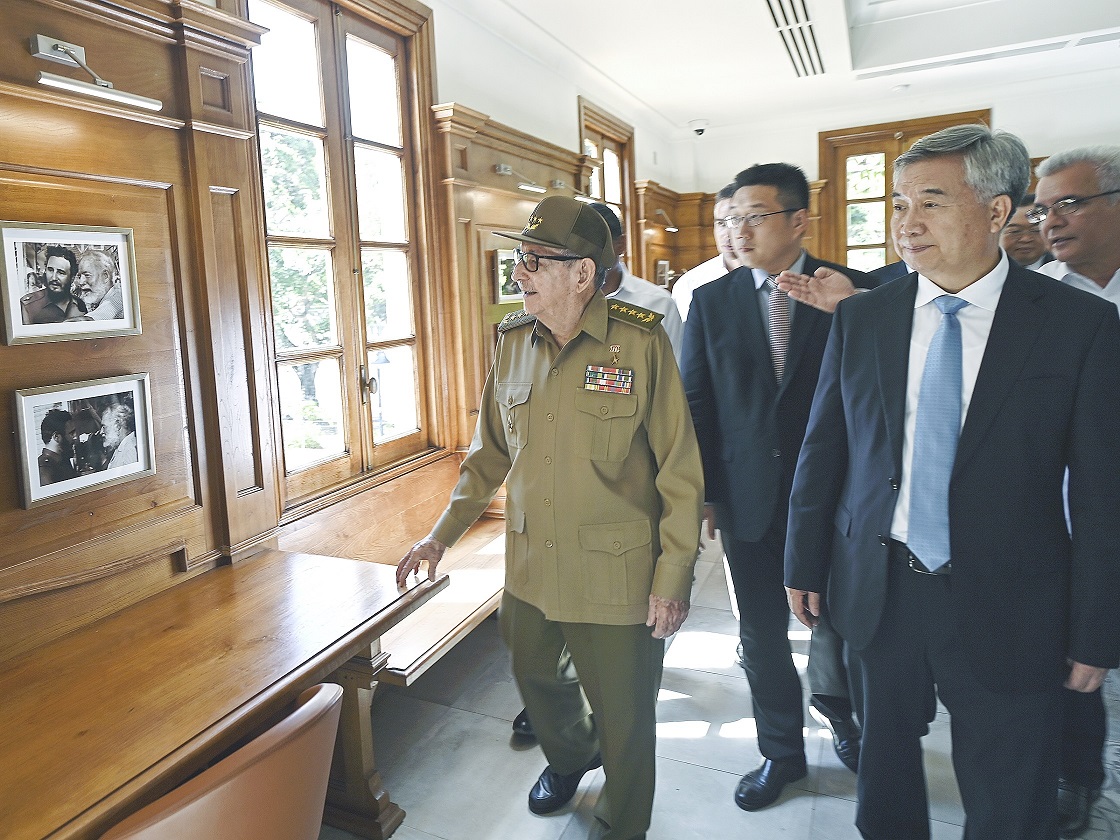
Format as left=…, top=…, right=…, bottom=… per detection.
left=688, top=119, right=709, bottom=136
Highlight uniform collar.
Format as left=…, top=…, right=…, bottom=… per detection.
left=531, top=291, right=609, bottom=347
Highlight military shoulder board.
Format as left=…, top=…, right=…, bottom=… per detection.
left=607, top=300, right=664, bottom=331
left=497, top=309, right=537, bottom=333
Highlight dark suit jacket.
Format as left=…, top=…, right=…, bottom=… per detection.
left=784, top=262, right=1120, bottom=692
left=681, top=255, right=875, bottom=543
left=868, top=261, right=909, bottom=282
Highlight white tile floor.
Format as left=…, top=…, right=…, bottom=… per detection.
left=321, top=538, right=1120, bottom=840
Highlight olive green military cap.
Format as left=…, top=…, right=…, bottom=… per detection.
left=496, top=196, right=615, bottom=272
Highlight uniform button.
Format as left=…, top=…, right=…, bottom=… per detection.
left=600, top=406, right=609, bottom=415
left=545, top=540, right=554, bottom=548
left=544, top=456, right=552, bottom=465
left=878, top=534, right=888, bottom=546
left=507, top=396, right=514, bottom=405
left=771, top=449, right=781, bottom=458
left=890, top=477, right=899, bottom=490
left=551, top=368, right=559, bottom=377
left=612, top=541, right=622, bottom=550
left=547, top=413, right=554, bottom=421
left=544, top=498, right=551, bottom=506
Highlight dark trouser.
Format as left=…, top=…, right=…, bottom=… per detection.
left=854, top=551, right=1061, bottom=840
left=1061, top=686, right=1106, bottom=788
left=724, top=524, right=806, bottom=762
left=499, top=592, right=662, bottom=840
left=808, top=602, right=864, bottom=725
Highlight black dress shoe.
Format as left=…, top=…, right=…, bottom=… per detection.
left=809, top=703, right=861, bottom=773
left=512, top=708, right=535, bottom=739
left=528, top=753, right=602, bottom=815
left=1057, top=778, right=1100, bottom=838
left=734, top=757, right=807, bottom=811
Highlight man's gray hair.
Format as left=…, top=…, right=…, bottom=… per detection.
left=1037, top=146, right=1120, bottom=204
left=78, top=249, right=116, bottom=278
left=895, top=124, right=1031, bottom=208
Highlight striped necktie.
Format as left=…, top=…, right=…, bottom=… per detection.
left=766, top=276, right=791, bottom=383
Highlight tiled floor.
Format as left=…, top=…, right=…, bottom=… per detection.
left=321, top=538, right=1120, bottom=840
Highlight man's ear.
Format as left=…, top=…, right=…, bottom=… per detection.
left=614, top=234, right=627, bottom=261
left=990, top=195, right=1014, bottom=232
left=790, top=208, right=809, bottom=237
left=576, top=257, right=598, bottom=290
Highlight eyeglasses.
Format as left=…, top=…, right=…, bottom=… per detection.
left=715, top=209, right=800, bottom=229
left=1001, top=224, right=1041, bottom=239
left=1026, top=190, right=1120, bottom=224
left=514, top=248, right=585, bottom=272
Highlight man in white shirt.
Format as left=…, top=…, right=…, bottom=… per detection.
left=1032, top=145, right=1120, bottom=839
left=586, top=203, right=684, bottom=362
left=671, top=183, right=740, bottom=321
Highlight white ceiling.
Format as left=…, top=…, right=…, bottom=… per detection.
left=483, top=0, right=1120, bottom=137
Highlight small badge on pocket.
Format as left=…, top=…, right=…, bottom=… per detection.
left=585, top=365, right=634, bottom=394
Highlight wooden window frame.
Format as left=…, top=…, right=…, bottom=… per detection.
left=577, top=97, right=636, bottom=252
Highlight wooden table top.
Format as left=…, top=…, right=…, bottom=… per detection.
left=0, top=549, right=447, bottom=840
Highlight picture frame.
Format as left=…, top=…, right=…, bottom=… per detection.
left=495, top=249, right=521, bottom=303
left=14, top=373, right=156, bottom=508
left=655, top=260, right=671, bottom=287
left=1, top=221, right=142, bottom=344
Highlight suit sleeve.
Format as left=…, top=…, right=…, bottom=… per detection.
left=680, top=294, right=721, bottom=505
left=784, top=302, right=851, bottom=593
left=1065, top=303, right=1120, bottom=668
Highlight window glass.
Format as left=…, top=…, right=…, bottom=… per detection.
left=847, top=248, right=886, bottom=273
left=354, top=145, right=407, bottom=243
left=603, top=147, right=621, bottom=205
left=847, top=202, right=885, bottom=246
left=269, top=247, right=338, bottom=350
left=248, top=0, right=324, bottom=127
left=846, top=153, right=885, bottom=200
left=368, top=345, right=418, bottom=443
left=259, top=125, right=331, bottom=238
left=277, top=357, right=345, bottom=470
left=361, top=249, right=412, bottom=342
left=346, top=36, right=401, bottom=145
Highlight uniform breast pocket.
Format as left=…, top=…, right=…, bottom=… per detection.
left=496, top=382, right=532, bottom=450
left=574, top=390, right=638, bottom=461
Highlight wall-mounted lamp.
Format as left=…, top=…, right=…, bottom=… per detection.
left=655, top=209, right=679, bottom=233
left=30, top=34, right=163, bottom=112
left=495, top=163, right=546, bottom=194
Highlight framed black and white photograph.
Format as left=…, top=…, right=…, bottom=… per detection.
left=14, top=373, right=155, bottom=507
left=1, top=221, right=142, bottom=345
left=495, top=248, right=521, bottom=303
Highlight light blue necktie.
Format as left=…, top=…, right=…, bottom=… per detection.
left=907, top=295, right=968, bottom=572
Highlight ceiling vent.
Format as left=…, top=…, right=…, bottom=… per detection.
left=764, top=0, right=826, bottom=77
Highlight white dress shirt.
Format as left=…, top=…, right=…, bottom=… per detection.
left=1037, top=260, right=1120, bottom=313
left=751, top=252, right=807, bottom=335
left=671, top=255, right=734, bottom=321
left=605, top=264, right=685, bottom=362
left=890, top=252, right=1009, bottom=543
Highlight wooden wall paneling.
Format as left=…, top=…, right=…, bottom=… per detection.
left=634, top=179, right=686, bottom=281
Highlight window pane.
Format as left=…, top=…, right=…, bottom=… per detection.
left=248, top=0, right=323, bottom=127
left=846, top=153, right=885, bottom=200
left=847, top=248, right=886, bottom=273
left=269, top=247, right=337, bottom=350
left=847, top=202, right=885, bottom=246
left=368, top=345, right=418, bottom=443
left=589, top=166, right=602, bottom=200
left=583, top=138, right=598, bottom=158
left=346, top=36, right=401, bottom=146
left=361, top=249, right=412, bottom=341
left=603, top=147, right=622, bottom=205
left=354, top=146, right=407, bottom=242
left=277, top=357, right=345, bottom=471
left=259, top=125, right=331, bottom=238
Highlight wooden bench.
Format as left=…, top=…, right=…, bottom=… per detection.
left=375, top=517, right=506, bottom=686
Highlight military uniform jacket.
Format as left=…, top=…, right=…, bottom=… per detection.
left=431, top=292, right=704, bottom=625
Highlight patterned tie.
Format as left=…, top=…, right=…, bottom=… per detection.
left=907, top=295, right=969, bottom=571
left=766, top=277, right=791, bottom=383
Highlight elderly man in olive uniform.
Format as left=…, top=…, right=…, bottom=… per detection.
left=398, top=196, right=704, bottom=840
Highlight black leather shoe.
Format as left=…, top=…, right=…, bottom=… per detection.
left=528, top=753, right=602, bottom=815
left=734, top=757, right=807, bottom=811
left=512, top=708, right=535, bottom=739
left=1057, top=778, right=1100, bottom=838
left=809, top=703, right=861, bottom=773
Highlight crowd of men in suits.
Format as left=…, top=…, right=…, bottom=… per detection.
left=399, top=128, right=1119, bottom=840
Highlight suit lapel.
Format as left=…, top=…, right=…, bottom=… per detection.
left=874, top=275, right=918, bottom=473
left=728, top=267, right=776, bottom=392
left=953, top=266, right=1046, bottom=477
